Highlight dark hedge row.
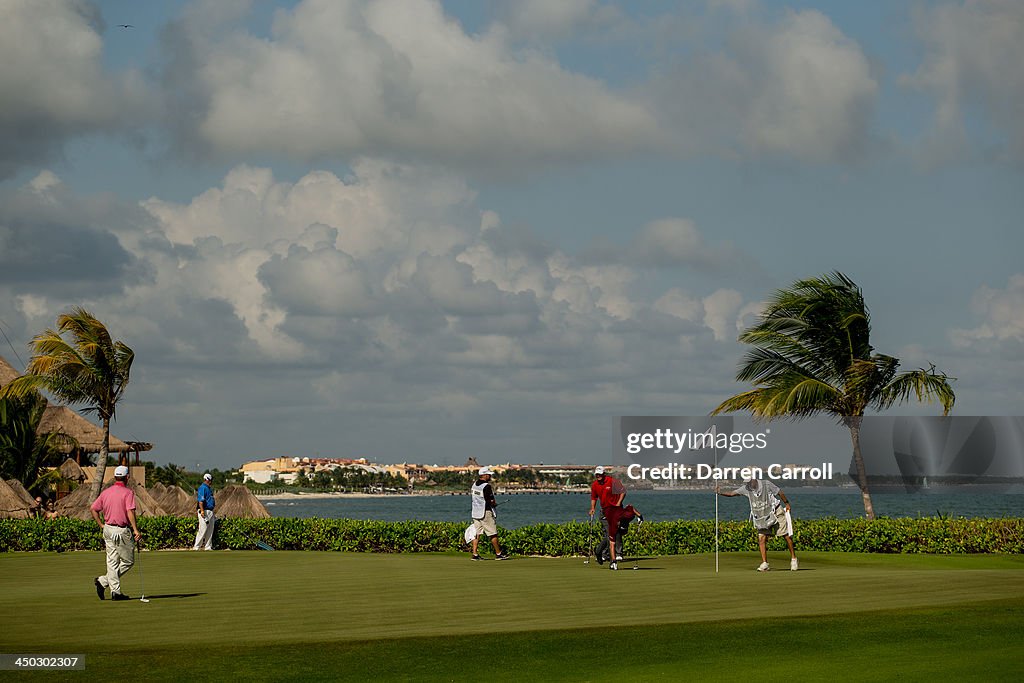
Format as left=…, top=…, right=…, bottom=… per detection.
left=1, top=516, right=1022, bottom=554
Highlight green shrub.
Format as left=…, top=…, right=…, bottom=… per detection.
left=0, top=516, right=1021, bottom=554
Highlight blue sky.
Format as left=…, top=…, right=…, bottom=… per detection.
left=1, top=0, right=1021, bottom=470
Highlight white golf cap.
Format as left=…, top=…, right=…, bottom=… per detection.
left=113, top=465, right=129, bottom=477
left=594, top=466, right=606, bottom=475
left=478, top=466, right=493, bottom=476
left=203, top=473, right=213, bottom=481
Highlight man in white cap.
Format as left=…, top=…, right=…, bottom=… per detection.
left=469, top=466, right=508, bottom=560
left=717, top=477, right=798, bottom=571
left=193, top=473, right=216, bottom=551
left=588, top=466, right=643, bottom=570
left=90, top=464, right=142, bottom=600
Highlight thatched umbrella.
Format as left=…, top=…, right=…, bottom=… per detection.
left=214, top=484, right=270, bottom=518
left=150, top=481, right=167, bottom=499
left=0, top=355, right=19, bottom=386
left=54, top=481, right=167, bottom=519
left=125, top=480, right=166, bottom=516
left=0, top=479, right=33, bottom=519
left=54, top=485, right=94, bottom=520
left=6, top=479, right=38, bottom=509
left=157, top=484, right=197, bottom=518
left=38, top=405, right=133, bottom=454
left=58, top=457, right=87, bottom=483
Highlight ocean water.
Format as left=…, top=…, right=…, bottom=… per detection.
left=262, top=489, right=1024, bottom=529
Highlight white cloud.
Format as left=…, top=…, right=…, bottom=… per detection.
left=159, top=0, right=659, bottom=170
left=0, top=163, right=769, bottom=464
left=581, top=217, right=758, bottom=277
left=653, top=288, right=703, bottom=323
left=496, top=0, right=618, bottom=42
left=950, top=274, right=1024, bottom=348
left=0, top=0, right=149, bottom=177
left=648, top=8, right=877, bottom=162
left=702, top=288, right=744, bottom=341
left=903, top=0, right=1024, bottom=165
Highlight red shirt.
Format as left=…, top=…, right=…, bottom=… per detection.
left=90, top=481, right=136, bottom=526
left=590, top=476, right=625, bottom=509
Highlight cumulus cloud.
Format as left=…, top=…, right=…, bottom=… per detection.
left=156, top=0, right=659, bottom=170
left=950, top=274, right=1024, bottom=353
left=0, top=161, right=766, bottom=463
left=582, top=217, right=759, bottom=276
left=0, top=172, right=145, bottom=293
left=495, top=0, right=620, bottom=43
left=647, top=8, right=878, bottom=162
left=903, top=0, right=1024, bottom=165
left=0, top=0, right=149, bottom=178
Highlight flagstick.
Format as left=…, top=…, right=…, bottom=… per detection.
left=713, top=424, right=719, bottom=574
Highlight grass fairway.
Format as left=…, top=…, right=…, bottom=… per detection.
left=2, top=550, right=1023, bottom=681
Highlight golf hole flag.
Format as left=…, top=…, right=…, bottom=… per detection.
left=464, top=523, right=476, bottom=544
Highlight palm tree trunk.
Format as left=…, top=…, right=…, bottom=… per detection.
left=90, top=417, right=110, bottom=501
left=846, top=417, right=876, bottom=520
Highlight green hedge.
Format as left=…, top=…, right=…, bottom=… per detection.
left=1, top=517, right=1022, bottom=554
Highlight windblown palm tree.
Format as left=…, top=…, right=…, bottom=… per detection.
left=0, top=308, right=134, bottom=500
left=711, top=272, right=955, bottom=519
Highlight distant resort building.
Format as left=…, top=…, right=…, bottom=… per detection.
left=237, top=454, right=598, bottom=486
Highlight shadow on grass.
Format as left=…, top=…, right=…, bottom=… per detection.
left=140, top=593, right=205, bottom=600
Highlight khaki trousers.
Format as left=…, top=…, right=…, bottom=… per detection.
left=98, top=524, right=134, bottom=594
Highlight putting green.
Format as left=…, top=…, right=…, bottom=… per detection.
left=1, top=551, right=1022, bottom=680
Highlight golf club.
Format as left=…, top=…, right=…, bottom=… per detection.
left=584, top=515, right=602, bottom=564
left=137, top=539, right=149, bottom=603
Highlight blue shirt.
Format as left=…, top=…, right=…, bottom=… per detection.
left=197, top=482, right=215, bottom=511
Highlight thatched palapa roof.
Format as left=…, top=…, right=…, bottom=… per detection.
left=55, top=481, right=167, bottom=519
left=54, top=485, right=95, bottom=520
left=126, top=480, right=167, bottom=516
left=38, top=405, right=134, bottom=454
left=0, top=355, right=19, bottom=387
left=58, top=457, right=87, bottom=482
left=6, top=479, right=38, bottom=509
left=157, top=484, right=198, bottom=517
left=0, top=479, right=33, bottom=519
left=214, top=485, right=270, bottom=518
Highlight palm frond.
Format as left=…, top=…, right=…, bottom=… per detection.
left=874, top=366, right=956, bottom=415
left=714, top=374, right=840, bottom=420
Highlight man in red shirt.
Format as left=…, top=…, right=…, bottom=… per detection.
left=90, top=465, right=142, bottom=601
left=588, top=466, right=642, bottom=570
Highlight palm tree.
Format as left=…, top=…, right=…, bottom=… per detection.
left=0, top=308, right=134, bottom=500
left=0, top=390, right=77, bottom=492
left=711, top=272, right=955, bottom=519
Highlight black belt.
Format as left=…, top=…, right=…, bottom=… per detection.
left=106, top=523, right=129, bottom=528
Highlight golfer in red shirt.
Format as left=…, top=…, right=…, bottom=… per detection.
left=90, top=465, right=142, bottom=601
left=589, top=466, right=628, bottom=568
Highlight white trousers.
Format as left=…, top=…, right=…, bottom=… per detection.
left=98, top=524, right=134, bottom=594
left=193, top=510, right=215, bottom=550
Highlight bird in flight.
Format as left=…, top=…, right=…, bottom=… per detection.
left=117, top=24, right=133, bottom=29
